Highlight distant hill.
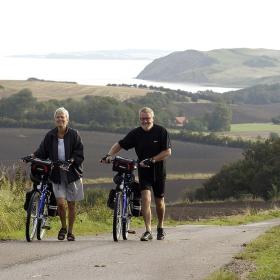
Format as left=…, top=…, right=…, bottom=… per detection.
left=11, top=49, right=171, bottom=60
left=136, top=48, right=280, bottom=87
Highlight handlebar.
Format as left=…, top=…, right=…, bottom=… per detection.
left=100, top=155, right=154, bottom=168
left=21, top=156, right=72, bottom=172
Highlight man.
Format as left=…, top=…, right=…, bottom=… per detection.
left=102, top=107, right=171, bottom=241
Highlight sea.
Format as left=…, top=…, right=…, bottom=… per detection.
left=0, top=56, right=237, bottom=93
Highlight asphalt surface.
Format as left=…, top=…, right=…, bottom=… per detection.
left=1, top=219, right=280, bottom=280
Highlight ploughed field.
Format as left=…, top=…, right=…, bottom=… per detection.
left=0, top=128, right=244, bottom=202
left=165, top=200, right=280, bottom=220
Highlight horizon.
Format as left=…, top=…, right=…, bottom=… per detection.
left=6, top=47, right=280, bottom=59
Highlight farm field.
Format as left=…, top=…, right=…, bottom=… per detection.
left=178, top=102, right=280, bottom=124
left=166, top=200, right=280, bottom=220
left=86, top=179, right=205, bottom=203
left=0, top=128, right=244, bottom=202
left=0, top=80, right=149, bottom=101
left=224, top=122, right=280, bottom=139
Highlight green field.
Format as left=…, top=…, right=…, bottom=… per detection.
left=231, top=123, right=280, bottom=133
left=220, top=123, right=280, bottom=139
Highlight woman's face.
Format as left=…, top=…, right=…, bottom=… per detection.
left=55, top=112, right=68, bottom=129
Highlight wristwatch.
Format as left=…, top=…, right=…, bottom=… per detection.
left=151, top=158, right=156, bottom=164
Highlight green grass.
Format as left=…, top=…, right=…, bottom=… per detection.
left=84, top=172, right=214, bottom=185
left=238, top=226, right=280, bottom=280
left=205, top=210, right=280, bottom=280
left=205, top=270, right=238, bottom=280
left=231, top=123, right=280, bottom=133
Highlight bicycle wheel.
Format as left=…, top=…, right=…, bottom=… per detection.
left=122, top=198, right=132, bottom=240
left=37, top=196, right=49, bottom=240
left=113, top=191, right=122, bottom=242
left=26, top=191, right=40, bottom=242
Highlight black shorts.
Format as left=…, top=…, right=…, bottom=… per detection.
left=139, top=177, right=165, bottom=198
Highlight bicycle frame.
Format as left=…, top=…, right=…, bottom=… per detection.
left=37, top=181, right=49, bottom=225
left=113, top=171, right=134, bottom=241
left=120, top=181, right=129, bottom=222
left=23, top=156, right=70, bottom=242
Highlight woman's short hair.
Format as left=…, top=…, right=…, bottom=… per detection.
left=138, top=107, right=154, bottom=118
left=54, top=107, right=69, bottom=120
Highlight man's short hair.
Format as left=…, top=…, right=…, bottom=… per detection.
left=54, top=107, right=69, bottom=120
left=139, top=107, right=154, bottom=118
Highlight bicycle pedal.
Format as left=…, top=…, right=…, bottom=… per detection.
left=42, top=225, right=51, bottom=230
left=128, top=230, right=136, bottom=234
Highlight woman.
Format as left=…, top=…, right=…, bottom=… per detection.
left=34, top=107, right=84, bottom=241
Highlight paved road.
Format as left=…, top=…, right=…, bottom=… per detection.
left=1, top=219, right=280, bottom=280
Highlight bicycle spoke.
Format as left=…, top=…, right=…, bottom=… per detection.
left=113, top=192, right=122, bottom=241
left=26, top=192, right=40, bottom=242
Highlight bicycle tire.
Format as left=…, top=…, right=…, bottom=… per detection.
left=26, top=191, right=40, bottom=242
left=122, top=197, right=132, bottom=240
left=36, top=195, right=48, bottom=240
left=113, top=191, right=122, bottom=242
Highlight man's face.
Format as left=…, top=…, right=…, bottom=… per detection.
left=140, top=112, right=154, bottom=131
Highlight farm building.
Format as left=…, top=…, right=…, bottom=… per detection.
left=175, top=116, right=188, bottom=127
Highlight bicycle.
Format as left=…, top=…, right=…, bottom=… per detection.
left=105, top=156, right=142, bottom=242
left=22, top=156, right=70, bottom=242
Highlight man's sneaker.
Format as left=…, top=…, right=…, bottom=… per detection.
left=157, top=227, right=166, bottom=240
left=140, top=231, right=153, bottom=241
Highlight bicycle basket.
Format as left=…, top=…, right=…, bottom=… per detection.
left=107, top=189, right=116, bottom=210
left=112, top=156, right=137, bottom=173
left=30, top=162, right=51, bottom=182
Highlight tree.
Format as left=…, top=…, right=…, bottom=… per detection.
left=207, top=102, right=232, bottom=131
left=203, top=138, right=280, bottom=200
left=0, top=89, right=37, bottom=119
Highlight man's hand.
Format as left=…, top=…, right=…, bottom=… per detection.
left=100, top=154, right=113, bottom=164
left=140, top=158, right=154, bottom=168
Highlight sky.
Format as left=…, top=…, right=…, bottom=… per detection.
left=0, top=0, right=279, bottom=56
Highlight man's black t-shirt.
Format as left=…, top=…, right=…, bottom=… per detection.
left=118, top=124, right=171, bottom=180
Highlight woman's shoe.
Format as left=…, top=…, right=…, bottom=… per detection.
left=67, top=232, right=75, bottom=241
left=57, top=228, right=67, bottom=241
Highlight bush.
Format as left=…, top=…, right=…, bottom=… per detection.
left=201, top=138, right=280, bottom=201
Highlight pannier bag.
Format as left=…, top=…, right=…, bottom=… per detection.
left=23, top=183, right=58, bottom=216
left=24, top=190, right=34, bottom=211
left=130, top=181, right=142, bottom=217
left=107, top=189, right=116, bottom=210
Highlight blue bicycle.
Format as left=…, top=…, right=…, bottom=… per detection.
left=107, top=156, right=142, bottom=242
left=22, top=156, right=70, bottom=242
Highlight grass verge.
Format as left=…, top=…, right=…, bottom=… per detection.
left=207, top=225, right=280, bottom=280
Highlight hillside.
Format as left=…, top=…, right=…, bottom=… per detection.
left=0, top=80, right=149, bottom=101
left=136, top=48, right=280, bottom=87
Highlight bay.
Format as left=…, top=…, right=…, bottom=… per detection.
left=0, top=57, right=237, bottom=93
